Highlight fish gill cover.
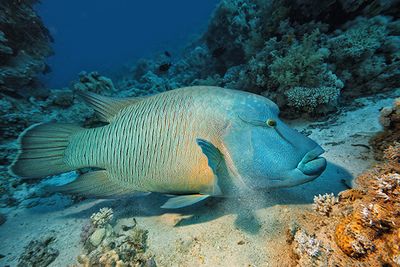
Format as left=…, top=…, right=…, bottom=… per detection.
left=0, top=0, right=399, bottom=266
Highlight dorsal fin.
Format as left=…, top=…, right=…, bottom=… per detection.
left=78, top=91, right=144, bottom=122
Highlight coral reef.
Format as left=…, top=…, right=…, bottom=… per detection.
left=77, top=208, right=156, bottom=266
left=114, top=0, right=399, bottom=117
left=17, top=234, right=59, bottom=267
left=0, top=0, right=53, bottom=98
left=334, top=143, right=400, bottom=262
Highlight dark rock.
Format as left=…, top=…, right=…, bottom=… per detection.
left=0, top=213, right=6, bottom=225
left=0, top=0, right=53, bottom=98
left=145, top=257, right=157, bottom=267
left=17, top=235, right=59, bottom=267
left=51, top=89, right=74, bottom=107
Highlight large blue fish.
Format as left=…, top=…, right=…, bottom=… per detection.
left=10, top=86, right=326, bottom=208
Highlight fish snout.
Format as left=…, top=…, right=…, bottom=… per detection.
left=297, top=146, right=326, bottom=176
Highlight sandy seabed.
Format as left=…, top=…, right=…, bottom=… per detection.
left=0, top=94, right=397, bottom=267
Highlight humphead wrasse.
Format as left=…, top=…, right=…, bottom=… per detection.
left=10, top=86, right=327, bottom=208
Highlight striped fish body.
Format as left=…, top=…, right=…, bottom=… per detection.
left=11, top=86, right=327, bottom=208
left=65, top=87, right=231, bottom=195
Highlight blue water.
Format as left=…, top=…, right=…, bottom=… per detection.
left=36, top=0, right=218, bottom=88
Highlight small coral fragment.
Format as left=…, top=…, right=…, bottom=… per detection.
left=90, top=207, right=114, bottom=228
left=312, top=193, right=338, bottom=216
left=78, top=209, right=154, bottom=266
left=294, top=230, right=322, bottom=258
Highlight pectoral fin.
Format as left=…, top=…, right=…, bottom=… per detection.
left=161, top=194, right=209, bottom=209
left=196, top=138, right=223, bottom=172
left=196, top=138, right=224, bottom=195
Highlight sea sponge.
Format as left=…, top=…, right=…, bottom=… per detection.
left=388, top=228, right=400, bottom=265
left=312, top=193, right=339, bottom=216
left=334, top=215, right=375, bottom=257
left=90, top=207, right=114, bottom=228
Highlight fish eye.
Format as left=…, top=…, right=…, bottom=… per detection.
left=266, top=119, right=276, bottom=127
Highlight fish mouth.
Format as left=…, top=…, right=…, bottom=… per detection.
left=297, top=146, right=326, bottom=176
left=259, top=146, right=327, bottom=189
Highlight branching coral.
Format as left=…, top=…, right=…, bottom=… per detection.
left=294, top=230, right=322, bottom=258
left=90, top=207, right=114, bottom=228
left=328, top=16, right=388, bottom=60
left=312, top=193, right=339, bottom=216
left=285, top=86, right=341, bottom=114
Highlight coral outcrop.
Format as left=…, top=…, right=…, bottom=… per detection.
left=73, top=71, right=117, bottom=94
left=370, top=98, right=400, bottom=160
left=77, top=207, right=156, bottom=266
left=334, top=142, right=400, bottom=262
left=284, top=121, right=400, bottom=266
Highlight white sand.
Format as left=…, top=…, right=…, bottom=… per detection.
left=0, top=94, right=396, bottom=266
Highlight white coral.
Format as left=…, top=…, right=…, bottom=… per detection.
left=294, top=230, right=322, bottom=257
left=90, top=207, right=114, bottom=228
left=360, top=204, right=375, bottom=226
left=350, top=233, right=375, bottom=256
left=313, top=193, right=338, bottom=216
left=372, top=172, right=400, bottom=201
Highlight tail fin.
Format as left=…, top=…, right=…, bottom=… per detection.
left=9, top=123, right=83, bottom=179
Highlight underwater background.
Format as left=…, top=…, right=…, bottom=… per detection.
left=0, top=0, right=399, bottom=266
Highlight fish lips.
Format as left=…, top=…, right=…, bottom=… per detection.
left=257, top=146, right=327, bottom=189
left=297, top=146, right=326, bottom=176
